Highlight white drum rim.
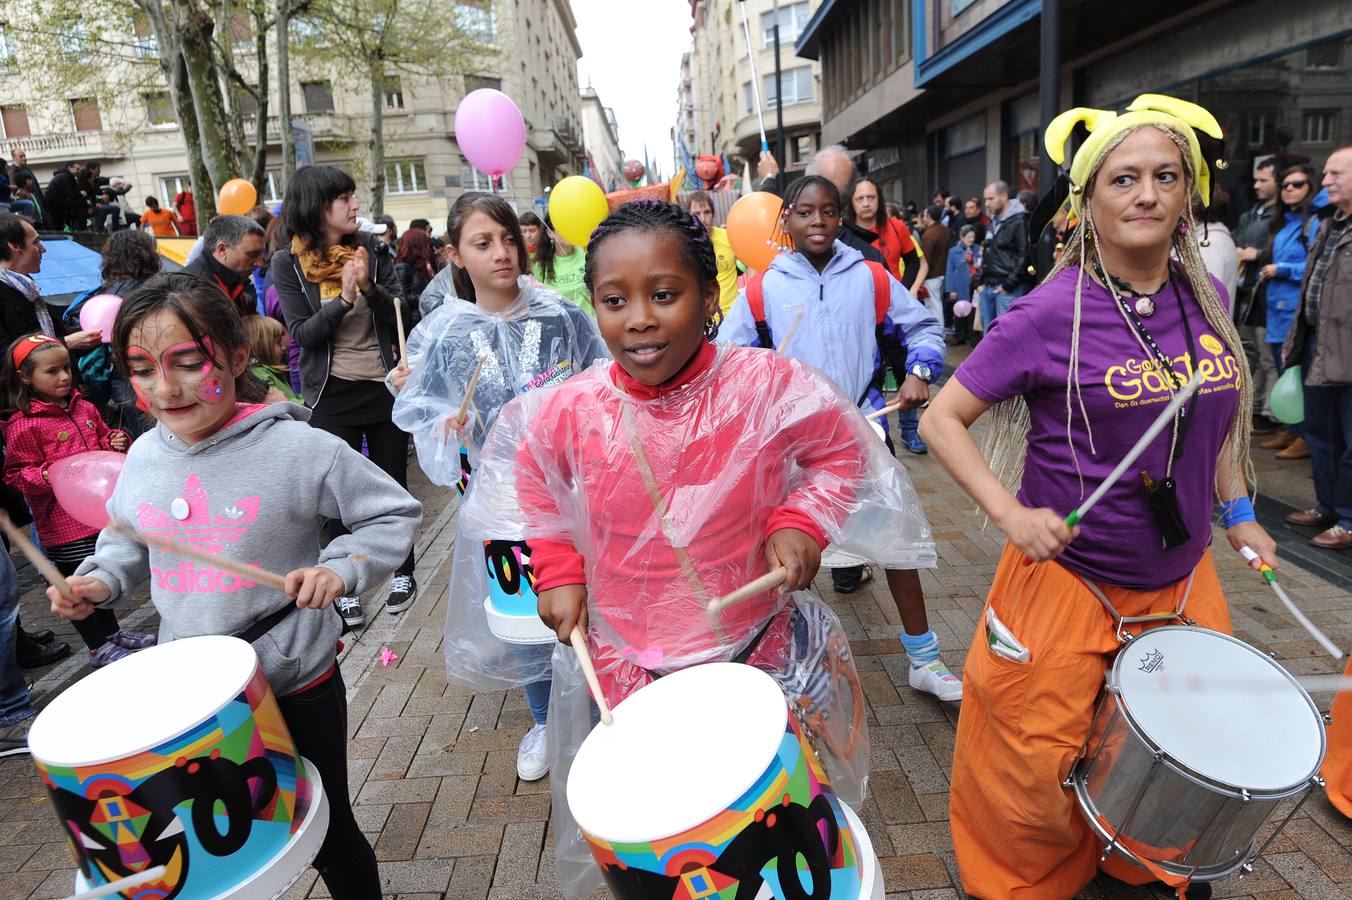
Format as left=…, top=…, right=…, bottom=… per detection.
left=30, top=635, right=261, bottom=767
left=72, top=756, right=329, bottom=900
left=566, top=662, right=789, bottom=844
left=1109, top=626, right=1325, bottom=795
left=482, top=596, right=557, bottom=645
left=841, top=801, right=885, bottom=899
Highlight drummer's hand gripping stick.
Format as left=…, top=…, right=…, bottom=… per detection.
left=705, top=566, right=789, bottom=624
left=1239, top=546, right=1344, bottom=660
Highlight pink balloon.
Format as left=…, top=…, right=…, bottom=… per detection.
left=455, top=89, right=526, bottom=177
left=953, top=300, right=974, bottom=318
left=49, top=451, right=126, bottom=529
left=79, top=294, right=123, bottom=342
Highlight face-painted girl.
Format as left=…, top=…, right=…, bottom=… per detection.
left=125, top=309, right=250, bottom=445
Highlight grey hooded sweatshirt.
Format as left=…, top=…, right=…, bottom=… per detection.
left=78, top=402, right=423, bottom=695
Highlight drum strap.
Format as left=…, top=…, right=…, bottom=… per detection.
left=1080, top=569, right=1196, bottom=642
left=235, top=601, right=300, bottom=644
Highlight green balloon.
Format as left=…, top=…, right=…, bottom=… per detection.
left=1270, top=365, right=1304, bottom=424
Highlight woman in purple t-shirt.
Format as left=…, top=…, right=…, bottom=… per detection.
left=920, top=96, right=1277, bottom=899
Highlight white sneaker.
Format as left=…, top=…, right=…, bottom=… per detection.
left=516, top=723, right=549, bottom=781
left=336, top=596, right=365, bottom=628
left=908, top=659, right=963, bottom=702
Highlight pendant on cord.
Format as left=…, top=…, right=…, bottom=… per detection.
left=1134, top=295, right=1157, bottom=318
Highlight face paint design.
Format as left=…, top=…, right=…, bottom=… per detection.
left=126, top=337, right=223, bottom=406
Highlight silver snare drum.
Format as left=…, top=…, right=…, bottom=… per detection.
left=1069, top=626, right=1326, bottom=882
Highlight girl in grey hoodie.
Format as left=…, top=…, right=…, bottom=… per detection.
left=49, top=272, right=422, bottom=899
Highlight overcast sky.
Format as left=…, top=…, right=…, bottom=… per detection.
left=572, top=0, right=694, bottom=179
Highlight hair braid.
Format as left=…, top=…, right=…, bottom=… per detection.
left=981, top=122, right=1253, bottom=506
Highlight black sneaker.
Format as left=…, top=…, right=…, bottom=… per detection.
left=386, top=574, right=417, bottom=614
left=0, top=714, right=35, bottom=757
left=336, top=596, right=365, bottom=628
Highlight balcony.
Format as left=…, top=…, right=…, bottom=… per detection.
left=530, top=118, right=584, bottom=169
left=0, top=131, right=109, bottom=165
left=242, top=112, right=360, bottom=143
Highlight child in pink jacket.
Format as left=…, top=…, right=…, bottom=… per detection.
left=1, top=334, right=151, bottom=666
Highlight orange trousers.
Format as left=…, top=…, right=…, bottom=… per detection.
left=949, top=543, right=1232, bottom=899
left=1323, top=655, right=1352, bottom=818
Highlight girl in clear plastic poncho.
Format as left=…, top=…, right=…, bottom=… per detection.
left=456, top=200, right=936, bottom=899
left=390, top=193, right=607, bottom=783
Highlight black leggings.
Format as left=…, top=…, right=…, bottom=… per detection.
left=315, top=419, right=415, bottom=577
left=53, top=540, right=119, bottom=651
left=277, top=665, right=381, bottom=898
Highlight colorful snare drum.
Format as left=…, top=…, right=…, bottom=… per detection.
left=567, top=661, right=880, bottom=898
left=29, top=635, right=329, bottom=899
left=483, top=538, right=555, bottom=644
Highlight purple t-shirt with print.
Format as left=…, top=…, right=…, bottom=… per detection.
left=956, top=265, right=1241, bottom=590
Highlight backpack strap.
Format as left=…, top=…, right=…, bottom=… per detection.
left=746, top=271, right=773, bottom=349
left=865, top=260, right=890, bottom=323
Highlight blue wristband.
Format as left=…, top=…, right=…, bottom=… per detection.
left=1219, top=496, right=1255, bottom=528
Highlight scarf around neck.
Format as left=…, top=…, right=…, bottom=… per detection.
left=291, top=235, right=358, bottom=298
left=0, top=268, right=54, bottom=336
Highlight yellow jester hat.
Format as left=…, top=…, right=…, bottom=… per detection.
left=1044, top=94, right=1226, bottom=218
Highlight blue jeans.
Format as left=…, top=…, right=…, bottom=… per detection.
left=524, top=678, right=550, bottom=725
left=978, top=283, right=1027, bottom=329
left=0, top=552, right=34, bottom=726
left=898, top=408, right=919, bottom=436
left=1304, top=339, right=1352, bottom=531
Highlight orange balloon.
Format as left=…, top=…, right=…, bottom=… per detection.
left=218, top=178, right=258, bottom=215
left=726, top=191, right=786, bottom=271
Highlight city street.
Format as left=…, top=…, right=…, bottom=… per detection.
left=2, top=406, right=1349, bottom=899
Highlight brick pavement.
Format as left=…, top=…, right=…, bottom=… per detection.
left=2, top=443, right=1351, bottom=899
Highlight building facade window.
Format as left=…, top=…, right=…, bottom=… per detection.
left=132, top=14, right=158, bottom=58
left=159, top=175, right=190, bottom=200
left=1304, top=111, right=1336, bottom=145
left=1307, top=42, right=1341, bottom=70
left=1246, top=111, right=1277, bottom=148
left=0, top=23, right=14, bottom=68
left=60, top=20, right=91, bottom=62
left=764, top=67, right=814, bottom=108
left=263, top=170, right=284, bottom=204
left=456, top=0, right=495, bottom=44
left=460, top=155, right=492, bottom=190
left=383, top=78, right=404, bottom=110
left=762, top=2, right=810, bottom=47
left=144, top=92, right=176, bottom=128
left=0, top=105, right=30, bottom=139
left=238, top=86, right=259, bottom=118
left=465, top=74, right=501, bottom=94
left=385, top=159, right=427, bottom=194
left=793, top=134, right=816, bottom=165
left=302, top=81, right=334, bottom=113
left=71, top=97, right=103, bottom=132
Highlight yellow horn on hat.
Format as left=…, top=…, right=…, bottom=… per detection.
left=1126, top=94, right=1223, bottom=140
left=1044, top=107, right=1116, bottom=166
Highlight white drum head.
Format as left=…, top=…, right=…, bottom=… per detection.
left=1114, top=627, right=1323, bottom=792
left=567, top=662, right=787, bottom=843
left=29, top=635, right=259, bottom=767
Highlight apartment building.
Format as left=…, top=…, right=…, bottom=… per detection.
left=0, top=0, right=586, bottom=230
left=580, top=85, right=623, bottom=190
left=683, top=0, right=824, bottom=181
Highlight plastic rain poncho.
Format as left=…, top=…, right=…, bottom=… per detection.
left=391, top=278, right=608, bottom=485
left=391, top=279, right=608, bottom=692
left=455, top=342, right=936, bottom=898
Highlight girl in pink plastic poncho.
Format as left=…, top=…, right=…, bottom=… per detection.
left=452, top=200, right=937, bottom=899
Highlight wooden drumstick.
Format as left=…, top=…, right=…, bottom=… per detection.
left=107, top=521, right=290, bottom=592
left=570, top=625, right=613, bottom=726
left=776, top=308, right=805, bottom=354
left=394, top=296, right=408, bottom=363
left=455, top=351, right=489, bottom=426
left=865, top=401, right=902, bottom=422
left=64, top=865, right=168, bottom=900
left=0, top=510, right=75, bottom=600
left=706, top=566, right=788, bottom=622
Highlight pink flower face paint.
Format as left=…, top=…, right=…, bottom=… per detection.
left=126, top=337, right=223, bottom=404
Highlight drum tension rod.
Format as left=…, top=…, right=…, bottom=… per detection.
left=1241, top=777, right=1322, bottom=876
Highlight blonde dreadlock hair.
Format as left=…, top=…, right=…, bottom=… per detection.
left=981, top=121, right=1254, bottom=506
